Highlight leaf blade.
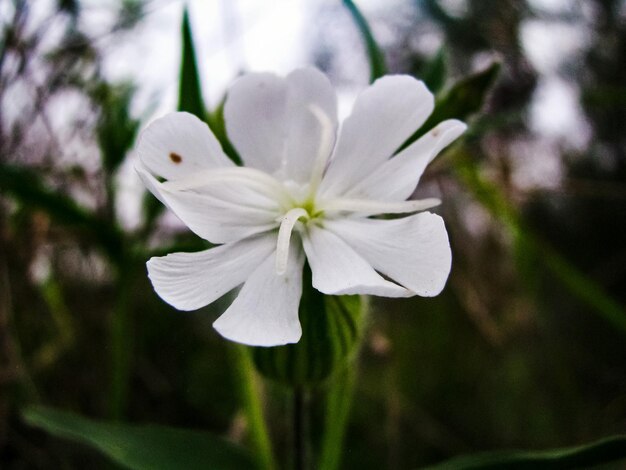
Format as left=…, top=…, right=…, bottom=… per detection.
left=425, top=434, right=626, bottom=469
left=23, top=406, right=256, bottom=470
left=178, top=8, right=206, bottom=120
left=342, top=0, right=387, bottom=83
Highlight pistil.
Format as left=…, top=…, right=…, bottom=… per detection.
left=275, top=207, right=309, bottom=275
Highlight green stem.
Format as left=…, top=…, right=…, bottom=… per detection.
left=293, top=387, right=308, bottom=470
left=319, top=296, right=369, bottom=470
left=32, top=277, right=75, bottom=372
left=318, top=366, right=357, bottom=470
left=230, top=344, right=277, bottom=470
left=109, top=262, right=134, bottom=420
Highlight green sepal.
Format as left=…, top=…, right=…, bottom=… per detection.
left=252, top=266, right=366, bottom=386
left=401, top=61, right=501, bottom=151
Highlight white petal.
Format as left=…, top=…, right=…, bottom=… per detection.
left=345, top=120, right=467, bottom=201
left=213, top=241, right=305, bottom=346
left=320, top=75, right=434, bottom=198
left=147, top=234, right=276, bottom=311
left=325, top=212, right=451, bottom=297
left=302, top=224, right=412, bottom=297
left=283, top=68, right=338, bottom=183
left=224, top=68, right=337, bottom=181
left=224, top=72, right=287, bottom=173
left=137, top=165, right=280, bottom=244
left=136, top=112, right=233, bottom=181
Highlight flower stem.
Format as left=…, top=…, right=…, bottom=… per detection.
left=318, top=366, right=357, bottom=470
left=230, top=344, right=277, bottom=470
left=293, top=386, right=308, bottom=470
left=109, top=263, right=134, bottom=419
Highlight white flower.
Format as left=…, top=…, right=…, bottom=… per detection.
left=136, top=68, right=466, bottom=347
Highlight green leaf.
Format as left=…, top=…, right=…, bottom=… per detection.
left=178, top=8, right=206, bottom=120
left=23, top=406, right=257, bottom=470
left=0, top=163, right=124, bottom=261
left=424, top=434, right=626, bottom=469
left=91, top=81, right=140, bottom=172
left=342, top=0, right=387, bottom=83
left=253, top=266, right=366, bottom=386
left=420, top=48, right=447, bottom=93
left=401, top=62, right=500, bottom=151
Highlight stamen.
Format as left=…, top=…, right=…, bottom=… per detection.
left=308, top=104, right=335, bottom=193
left=275, top=208, right=308, bottom=275
left=320, top=197, right=441, bottom=216
left=161, top=167, right=294, bottom=207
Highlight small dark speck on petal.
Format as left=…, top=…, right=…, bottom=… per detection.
left=431, top=128, right=440, bottom=137
left=169, top=152, right=183, bottom=164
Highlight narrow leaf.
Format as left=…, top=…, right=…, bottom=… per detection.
left=177, top=9, right=241, bottom=164
left=23, top=406, right=256, bottom=470
left=343, top=0, right=387, bottom=83
left=178, top=8, right=206, bottom=120
left=425, top=434, right=626, bottom=469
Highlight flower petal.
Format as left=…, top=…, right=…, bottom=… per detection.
left=302, top=224, right=412, bottom=297
left=320, top=75, right=434, bottom=198
left=282, top=68, right=338, bottom=183
left=136, top=112, right=233, bottom=181
left=224, top=68, right=337, bottom=181
left=345, top=120, right=467, bottom=201
left=213, top=241, right=305, bottom=346
left=224, top=72, right=287, bottom=173
left=147, top=234, right=276, bottom=311
left=137, top=165, right=281, bottom=244
left=325, top=212, right=451, bottom=297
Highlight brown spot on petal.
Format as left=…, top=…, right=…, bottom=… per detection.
left=169, top=152, right=183, bottom=164
left=431, top=128, right=440, bottom=137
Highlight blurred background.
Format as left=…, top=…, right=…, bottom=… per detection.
left=1, top=0, right=625, bottom=468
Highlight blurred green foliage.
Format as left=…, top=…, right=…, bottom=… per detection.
left=1, top=0, right=625, bottom=469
